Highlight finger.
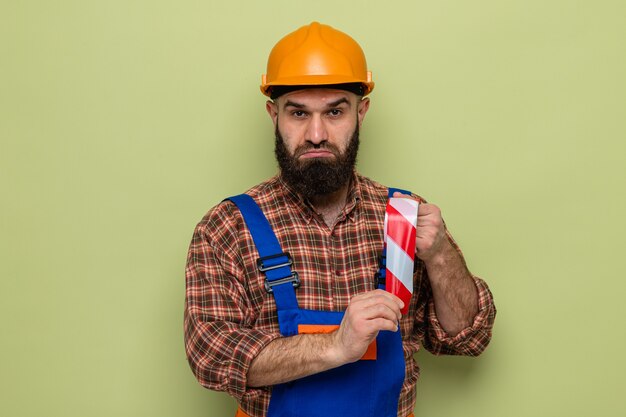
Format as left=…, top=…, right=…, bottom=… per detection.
left=352, top=300, right=401, bottom=322
left=351, top=289, right=403, bottom=304
left=351, top=295, right=403, bottom=321
left=415, top=226, right=440, bottom=240
left=418, top=203, right=440, bottom=217
left=392, top=191, right=416, bottom=200
left=357, top=289, right=404, bottom=303
left=367, top=317, right=400, bottom=333
left=359, top=301, right=402, bottom=322
left=351, top=290, right=404, bottom=310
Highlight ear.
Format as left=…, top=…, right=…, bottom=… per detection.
left=266, top=100, right=278, bottom=126
left=357, top=97, right=370, bottom=128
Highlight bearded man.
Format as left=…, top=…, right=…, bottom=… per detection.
left=184, top=22, right=496, bottom=417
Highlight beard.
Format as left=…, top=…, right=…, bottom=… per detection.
left=274, top=122, right=360, bottom=200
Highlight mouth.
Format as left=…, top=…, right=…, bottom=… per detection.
left=298, top=150, right=336, bottom=159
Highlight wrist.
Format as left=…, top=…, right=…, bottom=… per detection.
left=423, top=240, right=455, bottom=270
left=326, top=330, right=350, bottom=367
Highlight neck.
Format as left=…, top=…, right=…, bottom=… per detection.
left=309, top=182, right=351, bottom=228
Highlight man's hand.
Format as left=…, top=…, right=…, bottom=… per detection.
left=332, top=290, right=404, bottom=364
left=392, top=192, right=479, bottom=336
left=247, top=290, right=403, bottom=387
left=393, top=192, right=450, bottom=263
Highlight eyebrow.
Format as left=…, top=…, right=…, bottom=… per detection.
left=283, top=97, right=351, bottom=110
left=327, top=97, right=351, bottom=108
left=283, top=100, right=306, bottom=109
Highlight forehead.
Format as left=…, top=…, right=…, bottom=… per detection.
left=277, top=88, right=357, bottom=107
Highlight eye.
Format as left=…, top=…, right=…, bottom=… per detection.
left=291, top=110, right=307, bottom=118
left=328, top=109, right=343, bottom=117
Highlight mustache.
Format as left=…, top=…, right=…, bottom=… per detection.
left=293, top=143, right=341, bottom=158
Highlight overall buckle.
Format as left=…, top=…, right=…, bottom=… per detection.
left=377, top=253, right=387, bottom=268
left=374, top=271, right=386, bottom=286
left=256, top=252, right=293, bottom=272
left=264, top=272, right=300, bottom=293
left=257, top=252, right=300, bottom=293
left=375, top=253, right=386, bottom=286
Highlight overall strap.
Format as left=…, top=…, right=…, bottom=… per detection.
left=226, top=194, right=299, bottom=311
left=388, top=187, right=411, bottom=198
left=376, top=187, right=412, bottom=289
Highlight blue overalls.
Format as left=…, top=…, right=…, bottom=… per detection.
left=227, top=188, right=411, bottom=417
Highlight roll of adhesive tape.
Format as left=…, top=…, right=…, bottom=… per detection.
left=384, top=197, right=418, bottom=314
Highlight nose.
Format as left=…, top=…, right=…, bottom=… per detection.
left=305, top=114, right=328, bottom=146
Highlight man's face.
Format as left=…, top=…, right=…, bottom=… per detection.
left=266, top=89, right=370, bottom=198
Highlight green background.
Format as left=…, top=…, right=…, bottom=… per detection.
left=2, top=1, right=625, bottom=416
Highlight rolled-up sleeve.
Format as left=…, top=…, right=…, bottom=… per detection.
left=421, top=276, right=496, bottom=356
left=416, top=225, right=497, bottom=357
left=184, top=213, right=281, bottom=401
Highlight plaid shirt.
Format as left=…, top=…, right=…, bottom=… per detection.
left=184, top=173, right=496, bottom=417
